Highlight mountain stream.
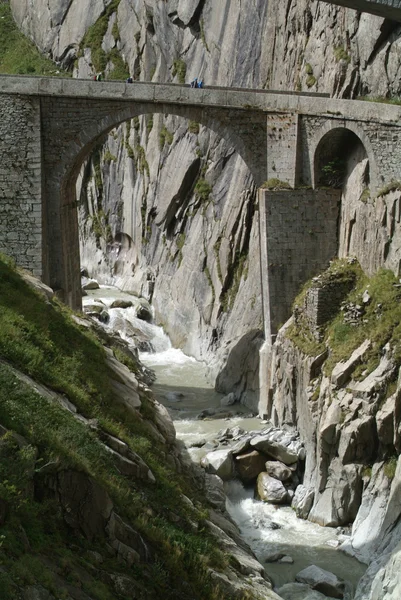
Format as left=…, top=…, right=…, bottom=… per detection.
left=84, top=286, right=366, bottom=596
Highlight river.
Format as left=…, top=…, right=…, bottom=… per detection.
left=84, top=285, right=367, bottom=596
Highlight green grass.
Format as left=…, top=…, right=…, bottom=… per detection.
left=194, top=178, right=212, bottom=202
left=0, top=254, right=236, bottom=599
left=287, top=260, right=401, bottom=384
left=261, top=178, right=292, bottom=190
left=78, top=0, right=129, bottom=79
left=0, top=4, right=70, bottom=76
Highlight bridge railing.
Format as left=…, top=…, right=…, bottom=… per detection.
left=0, top=72, right=330, bottom=99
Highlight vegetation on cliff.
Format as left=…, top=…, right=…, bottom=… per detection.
left=0, top=254, right=254, bottom=600
left=288, top=258, right=401, bottom=382
left=0, top=3, right=68, bottom=76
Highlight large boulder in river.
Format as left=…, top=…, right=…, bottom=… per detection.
left=265, top=460, right=293, bottom=482
left=201, top=449, right=235, bottom=481
left=277, top=582, right=330, bottom=599
left=250, top=433, right=299, bottom=465
left=291, top=485, right=315, bottom=520
left=295, top=565, right=346, bottom=599
left=82, top=277, right=100, bottom=290
left=235, top=450, right=267, bottom=483
left=256, top=472, right=288, bottom=504
left=110, top=299, right=133, bottom=309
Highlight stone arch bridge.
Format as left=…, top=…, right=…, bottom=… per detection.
left=1, top=75, right=401, bottom=334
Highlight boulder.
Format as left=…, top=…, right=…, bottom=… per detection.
left=201, top=449, right=235, bottom=481
left=291, top=485, right=314, bottom=520
left=265, top=460, right=293, bottom=482
left=251, top=434, right=298, bottom=465
left=256, top=472, right=288, bottom=504
left=221, top=392, right=236, bottom=406
left=235, top=450, right=267, bottom=483
left=110, top=299, right=133, bottom=309
left=82, top=277, right=100, bottom=290
left=231, top=436, right=252, bottom=456
left=136, top=303, right=153, bottom=322
left=295, top=565, right=346, bottom=599
left=277, top=582, right=329, bottom=599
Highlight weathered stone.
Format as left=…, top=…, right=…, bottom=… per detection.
left=338, top=416, right=377, bottom=464
left=24, top=586, right=56, bottom=600
left=295, top=565, right=346, bottom=599
left=376, top=395, right=395, bottom=447
left=291, top=485, right=315, bottom=519
left=204, top=473, right=226, bottom=509
left=256, top=472, right=288, bottom=504
left=277, top=582, right=330, bottom=599
left=309, top=461, right=363, bottom=527
left=220, top=392, right=236, bottom=406
left=348, top=347, right=396, bottom=397
left=201, top=449, right=235, bottom=481
left=82, top=277, right=99, bottom=290
left=46, top=470, right=113, bottom=541
left=231, top=436, right=252, bottom=456
left=265, top=460, right=293, bottom=482
left=106, top=512, right=150, bottom=562
left=206, top=519, right=266, bottom=577
left=110, top=299, right=133, bottom=309
left=235, top=450, right=267, bottom=483
left=251, top=434, right=299, bottom=465
left=103, top=444, right=156, bottom=483
left=331, top=339, right=371, bottom=388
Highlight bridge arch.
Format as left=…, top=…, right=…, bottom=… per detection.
left=43, top=98, right=266, bottom=308
left=310, top=120, right=378, bottom=191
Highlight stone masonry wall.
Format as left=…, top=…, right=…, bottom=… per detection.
left=266, top=113, right=299, bottom=186
left=260, top=188, right=340, bottom=335
left=303, top=279, right=355, bottom=339
left=300, top=115, right=401, bottom=193
left=0, top=94, right=42, bottom=277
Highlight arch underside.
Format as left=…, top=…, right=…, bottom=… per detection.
left=41, top=98, right=267, bottom=308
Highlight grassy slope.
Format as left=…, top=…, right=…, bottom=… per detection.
left=0, top=254, right=231, bottom=600
left=0, top=3, right=69, bottom=76
left=287, top=259, right=401, bottom=381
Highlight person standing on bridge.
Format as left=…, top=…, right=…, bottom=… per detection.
left=190, top=77, right=197, bottom=88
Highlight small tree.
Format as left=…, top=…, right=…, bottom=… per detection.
left=321, top=158, right=346, bottom=188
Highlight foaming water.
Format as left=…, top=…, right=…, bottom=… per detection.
left=225, top=480, right=366, bottom=590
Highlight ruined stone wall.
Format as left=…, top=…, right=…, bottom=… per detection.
left=0, top=94, right=42, bottom=277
